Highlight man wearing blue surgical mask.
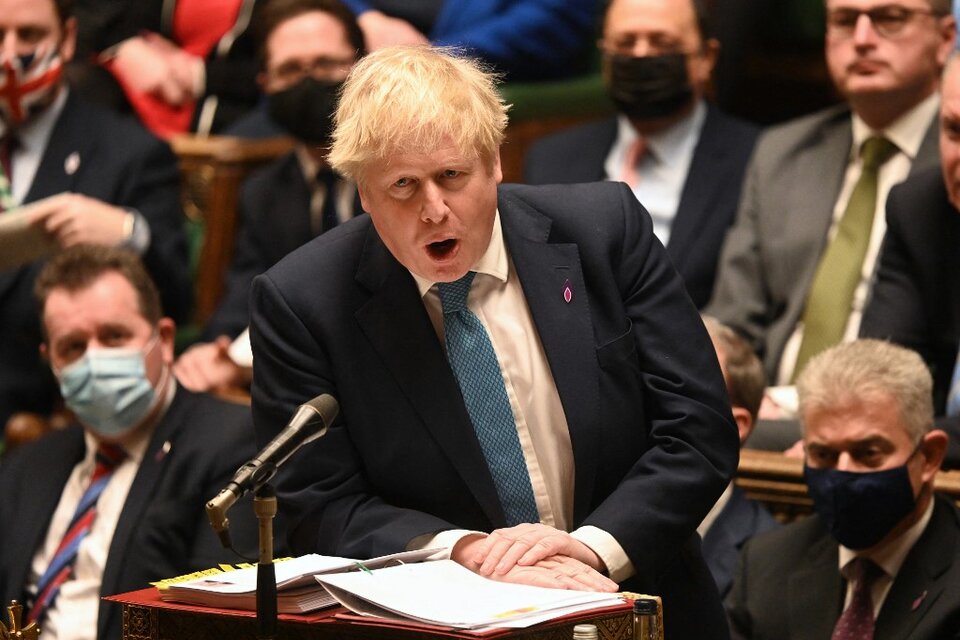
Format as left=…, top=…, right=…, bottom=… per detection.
left=726, top=339, right=960, bottom=640
left=0, top=245, right=261, bottom=640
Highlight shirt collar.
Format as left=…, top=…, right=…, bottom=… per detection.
left=850, top=92, right=938, bottom=161
left=295, top=144, right=322, bottom=183
left=412, top=209, right=508, bottom=298
left=838, top=496, right=935, bottom=579
left=615, top=99, right=707, bottom=166
left=1, top=86, right=68, bottom=157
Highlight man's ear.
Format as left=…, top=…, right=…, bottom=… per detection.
left=157, top=317, right=176, bottom=365
left=732, top=406, right=753, bottom=446
left=39, top=341, right=49, bottom=363
left=919, top=429, right=949, bottom=483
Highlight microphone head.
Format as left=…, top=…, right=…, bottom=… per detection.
left=298, top=394, right=339, bottom=445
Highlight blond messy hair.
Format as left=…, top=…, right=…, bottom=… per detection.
left=796, top=339, right=934, bottom=443
left=328, top=45, right=509, bottom=183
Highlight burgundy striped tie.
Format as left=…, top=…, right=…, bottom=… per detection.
left=831, top=557, right=883, bottom=640
left=27, top=443, right=126, bottom=625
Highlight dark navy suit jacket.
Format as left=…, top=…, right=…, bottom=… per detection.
left=0, top=92, right=189, bottom=428
left=702, top=485, right=780, bottom=600
left=249, top=181, right=740, bottom=639
left=0, top=389, right=260, bottom=640
left=727, top=495, right=960, bottom=640
left=203, top=151, right=363, bottom=340
left=523, top=105, right=760, bottom=309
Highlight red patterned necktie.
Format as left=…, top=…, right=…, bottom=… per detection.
left=831, top=556, right=883, bottom=640
left=27, top=443, right=126, bottom=625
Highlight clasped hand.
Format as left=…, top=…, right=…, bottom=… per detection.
left=27, top=193, right=130, bottom=248
left=451, top=523, right=618, bottom=592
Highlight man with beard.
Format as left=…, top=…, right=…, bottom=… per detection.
left=726, top=339, right=959, bottom=639
left=174, top=0, right=365, bottom=393
left=524, top=0, right=759, bottom=309
left=0, top=0, right=189, bottom=432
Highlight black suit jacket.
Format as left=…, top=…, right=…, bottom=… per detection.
left=203, top=152, right=363, bottom=340
left=702, top=486, right=780, bottom=601
left=726, top=494, right=960, bottom=640
left=0, top=389, right=260, bottom=640
left=523, top=105, right=760, bottom=308
left=859, top=166, right=960, bottom=467
left=250, top=182, right=740, bottom=639
left=0, top=92, right=190, bottom=429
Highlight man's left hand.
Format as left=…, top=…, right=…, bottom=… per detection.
left=469, top=523, right=608, bottom=578
left=28, top=193, right=130, bottom=248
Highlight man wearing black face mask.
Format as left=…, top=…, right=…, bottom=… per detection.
left=174, top=0, right=365, bottom=393
left=523, top=0, right=759, bottom=309
left=727, top=339, right=960, bottom=640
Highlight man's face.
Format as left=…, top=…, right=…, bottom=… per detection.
left=940, top=61, right=960, bottom=209
left=260, top=10, right=357, bottom=94
left=42, top=271, right=174, bottom=390
left=803, top=392, right=937, bottom=497
left=357, top=142, right=502, bottom=283
left=825, top=0, right=954, bottom=108
left=0, top=0, right=75, bottom=63
left=601, top=0, right=716, bottom=93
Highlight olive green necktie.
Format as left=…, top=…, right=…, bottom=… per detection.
left=793, top=136, right=898, bottom=381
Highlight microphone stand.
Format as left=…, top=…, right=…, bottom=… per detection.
left=254, top=484, right=278, bottom=640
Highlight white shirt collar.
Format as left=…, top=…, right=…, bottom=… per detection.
left=614, top=100, right=707, bottom=167
left=850, top=92, right=938, bottom=161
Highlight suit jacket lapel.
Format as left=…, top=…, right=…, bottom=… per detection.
left=668, top=106, right=729, bottom=266
left=24, top=92, right=94, bottom=203
left=354, top=229, right=506, bottom=526
left=788, top=530, right=841, bottom=640
left=98, top=390, right=182, bottom=638
left=875, top=497, right=957, bottom=639
left=497, top=189, right=600, bottom=524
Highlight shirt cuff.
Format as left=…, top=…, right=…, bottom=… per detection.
left=406, top=529, right=484, bottom=559
left=570, top=525, right=635, bottom=584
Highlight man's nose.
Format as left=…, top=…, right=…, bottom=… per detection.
left=836, top=451, right=857, bottom=472
left=852, top=13, right=880, bottom=46
left=420, top=182, right=448, bottom=223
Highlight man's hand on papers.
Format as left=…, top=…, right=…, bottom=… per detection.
left=27, top=193, right=129, bottom=248
left=451, top=525, right=617, bottom=592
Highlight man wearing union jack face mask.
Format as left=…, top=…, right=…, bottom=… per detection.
left=0, top=0, right=190, bottom=438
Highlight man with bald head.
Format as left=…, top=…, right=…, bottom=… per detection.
left=525, top=0, right=759, bottom=309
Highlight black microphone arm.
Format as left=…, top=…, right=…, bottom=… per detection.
left=206, top=393, right=339, bottom=548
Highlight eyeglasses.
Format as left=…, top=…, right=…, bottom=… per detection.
left=267, top=56, right=356, bottom=86
left=598, top=34, right=691, bottom=58
left=826, top=5, right=942, bottom=39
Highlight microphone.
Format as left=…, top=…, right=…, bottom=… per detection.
left=206, top=393, right=339, bottom=548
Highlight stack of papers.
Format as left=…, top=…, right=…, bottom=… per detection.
left=158, top=549, right=436, bottom=614
left=317, top=559, right=623, bottom=630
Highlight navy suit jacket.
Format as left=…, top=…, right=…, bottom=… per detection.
left=0, top=389, right=260, bottom=640
left=859, top=166, right=960, bottom=468
left=203, top=152, right=363, bottom=340
left=0, top=92, right=190, bottom=429
left=701, top=486, right=780, bottom=600
left=523, top=106, right=760, bottom=309
left=250, top=181, right=740, bottom=639
left=726, top=495, right=960, bottom=640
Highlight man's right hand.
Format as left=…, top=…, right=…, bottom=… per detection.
left=174, top=336, right=249, bottom=392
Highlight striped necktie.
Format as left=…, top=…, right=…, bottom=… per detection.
left=27, top=443, right=126, bottom=625
left=438, top=272, right=540, bottom=525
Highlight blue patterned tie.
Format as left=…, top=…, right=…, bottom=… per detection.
left=438, top=272, right=539, bottom=526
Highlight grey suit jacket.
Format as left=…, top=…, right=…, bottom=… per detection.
left=726, top=494, right=960, bottom=640
left=705, top=104, right=940, bottom=381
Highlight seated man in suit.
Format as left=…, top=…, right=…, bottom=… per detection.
left=860, top=54, right=960, bottom=468
left=726, top=339, right=958, bottom=639
left=707, top=0, right=955, bottom=398
left=0, top=0, right=190, bottom=431
left=0, top=245, right=258, bottom=640
left=699, top=316, right=779, bottom=600
left=174, top=0, right=365, bottom=393
left=524, top=0, right=760, bottom=309
left=249, top=46, right=740, bottom=639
